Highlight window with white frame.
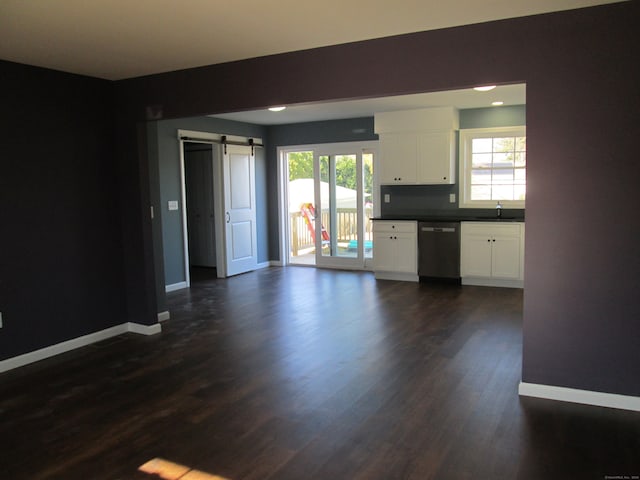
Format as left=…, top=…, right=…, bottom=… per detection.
left=459, top=126, right=526, bottom=208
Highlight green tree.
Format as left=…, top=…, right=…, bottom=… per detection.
left=363, top=154, right=373, bottom=196
left=289, top=151, right=373, bottom=198
left=288, top=151, right=313, bottom=181
left=335, top=156, right=356, bottom=190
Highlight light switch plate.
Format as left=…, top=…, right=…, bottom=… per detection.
left=168, top=200, right=179, bottom=211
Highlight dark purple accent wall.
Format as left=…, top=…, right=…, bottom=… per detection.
left=113, top=118, right=159, bottom=327
left=115, top=1, right=640, bottom=396
left=0, top=61, right=126, bottom=360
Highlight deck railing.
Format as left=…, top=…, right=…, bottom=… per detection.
left=290, top=207, right=373, bottom=256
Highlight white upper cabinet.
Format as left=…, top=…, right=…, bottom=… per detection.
left=375, top=107, right=458, bottom=185
left=417, top=131, right=456, bottom=184
left=378, top=132, right=417, bottom=184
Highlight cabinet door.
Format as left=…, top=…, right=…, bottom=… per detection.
left=417, top=131, right=455, bottom=184
left=461, top=232, right=492, bottom=277
left=373, top=233, right=396, bottom=272
left=394, top=232, right=417, bottom=273
left=379, top=133, right=417, bottom=184
left=491, top=234, right=521, bottom=279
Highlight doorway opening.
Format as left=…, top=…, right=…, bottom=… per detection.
left=279, top=141, right=378, bottom=270
left=183, top=141, right=218, bottom=283
left=178, top=130, right=261, bottom=287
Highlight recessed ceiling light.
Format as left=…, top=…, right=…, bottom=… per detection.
left=473, top=85, right=496, bottom=92
left=268, top=106, right=286, bottom=112
left=492, top=101, right=504, bottom=106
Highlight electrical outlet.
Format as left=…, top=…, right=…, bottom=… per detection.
left=384, top=193, right=391, bottom=203
left=449, top=193, right=456, bottom=203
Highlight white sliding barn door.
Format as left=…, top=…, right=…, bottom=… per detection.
left=223, top=144, right=258, bottom=276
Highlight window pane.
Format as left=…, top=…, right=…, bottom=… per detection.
left=287, top=151, right=313, bottom=181
left=493, top=137, right=516, bottom=153
left=463, top=130, right=526, bottom=205
left=331, top=154, right=357, bottom=259
left=492, top=185, right=514, bottom=200
left=492, top=152, right=513, bottom=167
left=318, top=155, right=331, bottom=243
left=363, top=153, right=374, bottom=259
left=287, top=151, right=315, bottom=264
left=471, top=184, right=491, bottom=200
left=471, top=169, right=491, bottom=184
left=319, top=155, right=329, bottom=183
left=492, top=168, right=515, bottom=184
left=472, top=138, right=492, bottom=153
left=472, top=153, right=492, bottom=168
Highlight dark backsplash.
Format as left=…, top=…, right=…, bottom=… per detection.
left=380, top=184, right=525, bottom=219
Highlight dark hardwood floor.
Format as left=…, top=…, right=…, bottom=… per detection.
left=1, top=267, right=638, bottom=479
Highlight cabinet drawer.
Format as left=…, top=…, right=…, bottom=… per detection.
left=373, top=221, right=417, bottom=234
left=461, top=222, right=521, bottom=237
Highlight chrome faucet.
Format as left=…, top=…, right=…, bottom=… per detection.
left=496, top=201, right=502, bottom=218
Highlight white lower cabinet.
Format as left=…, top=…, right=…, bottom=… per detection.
left=373, top=221, right=418, bottom=282
left=460, top=222, right=525, bottom=287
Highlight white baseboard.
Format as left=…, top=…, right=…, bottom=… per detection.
left=0, top=322, right=162, bottom=374
left=519, top=382, right=640, bottom=412
left=270, top=260, right=283, bottom=267
left=157, top=311, right=170, bottom=322
left=127, top=322, right=162, bottom=336
left=165, top=281, right=188, bottom=292
left=256, top=261, right=272, bottom=269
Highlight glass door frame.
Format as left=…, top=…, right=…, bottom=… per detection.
left=278, top=141, right=379, bottom=271
left=313, top=146, right=365, bottom=269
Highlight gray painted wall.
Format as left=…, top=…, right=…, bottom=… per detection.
left=460, top=105, right=526, bottom=129
left=148, top=116, right=268, bottom=287
left=381, top=105, right=526, bottom=218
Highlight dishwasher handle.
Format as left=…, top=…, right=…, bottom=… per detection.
left=421, top=227, right=456, bottom=233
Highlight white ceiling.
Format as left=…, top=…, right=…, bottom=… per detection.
left=210, top=84, right=526, bottom=125
left=0, top=0, right=623, bottom=81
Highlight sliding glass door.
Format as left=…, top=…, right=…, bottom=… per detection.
left=284, top=142, right=376, bottom=270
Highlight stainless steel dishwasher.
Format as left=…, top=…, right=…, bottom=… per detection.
left=418, top=222, right=460, bottom=280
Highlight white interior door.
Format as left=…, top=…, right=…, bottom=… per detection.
left=223, top=144, right=258, bottom=276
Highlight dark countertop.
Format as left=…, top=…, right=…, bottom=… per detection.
left=372, top=215, right=525, bottom=223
